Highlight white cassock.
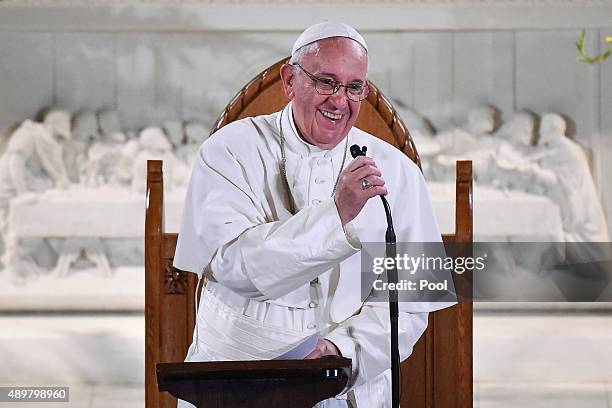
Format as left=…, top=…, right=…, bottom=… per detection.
left=174, top=102, right=456, bottom=408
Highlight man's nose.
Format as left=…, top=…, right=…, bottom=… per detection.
left=328, top=87, right=350, bottom=108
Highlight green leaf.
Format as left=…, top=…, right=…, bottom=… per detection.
left=595, top=48, right=612, bottom=63
left=579, top=29, right=586, bottom=47
left=576, top=28, right=612, bottom=65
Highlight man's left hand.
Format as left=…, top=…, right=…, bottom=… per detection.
left=304, top=339, right=341, bottom=359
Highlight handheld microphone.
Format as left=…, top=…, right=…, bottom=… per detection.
left=350, top=144, right=367, bottom=158
left=350, top=144, right=394, bottom=236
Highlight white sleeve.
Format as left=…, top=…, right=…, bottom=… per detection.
left=325, top=305, right=428, bottom=390
left=210, top=197, right=359, bottom=299
left=173, top=126, right=360, bottom=300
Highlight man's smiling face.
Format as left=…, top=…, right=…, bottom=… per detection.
left=281, top=38, right=368, bottom=150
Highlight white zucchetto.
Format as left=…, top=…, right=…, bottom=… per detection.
left=291, top=21, right=368, bottom=57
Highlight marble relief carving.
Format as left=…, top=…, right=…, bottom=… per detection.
left=0, top=104, right=608, bottom=285
left=0, top=111, right=71, bottom=285
left=396, top=103, right=609, bottom=243
left=0, top=108, right=200, bottom=285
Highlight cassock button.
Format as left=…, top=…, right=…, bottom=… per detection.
left=315, top=178, right=326, bottom=184
left=309, top=301, right=318, bottom=308
left=307, top=323, right=318, bottom=329
left=317, top=158, right=327, bottom=166
left=312, top=199, right=322, bottom=205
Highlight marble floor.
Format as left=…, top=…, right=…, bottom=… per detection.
left=474, top=311, right=612, bottom=408
left=0, top=312, right=611, bottom=407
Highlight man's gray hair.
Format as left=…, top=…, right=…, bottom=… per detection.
left=288, top=42, right=320, bottom=66
left=288, top=39, right=368, bottom=71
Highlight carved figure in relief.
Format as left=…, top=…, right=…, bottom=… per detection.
left=84, top=140, right=125, bottom=186
left=98, top=110, right=127, bottom=144
left=112, top=139, right=140, bottom=186
left=526, top=114, right=609, bottom=242
left=393, top=102, right=436, bottom=142
left=438, top=105, right=496, bottom=153
left=41, top=110, right=72, bottom=189
left=131, top=127, right=190, bottom=193
left=69, top=111, right=100, bottom=183
left=432, top=105, right=498, bottom=181
left=0, top=116, right=71, bottom=284
left=82, top=113, right=129, bottom=187
left=487, top=112, right=538, bottom=190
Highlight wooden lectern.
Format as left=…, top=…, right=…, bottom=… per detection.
left=157, top=357, right=351, bottom=408
left=145, top=58, right=474, bottom=408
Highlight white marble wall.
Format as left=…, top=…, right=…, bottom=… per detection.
left=0, top=5, right=610, bottom=236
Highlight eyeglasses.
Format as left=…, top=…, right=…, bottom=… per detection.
left=292, top=63, right=369, bottom=102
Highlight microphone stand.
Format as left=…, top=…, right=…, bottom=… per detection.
left=382, top=197, right=399, bottom=408
left=350, top=145, right=400, bottom=408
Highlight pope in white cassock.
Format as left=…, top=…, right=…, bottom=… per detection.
left=174, top=22, right=456, bottom=408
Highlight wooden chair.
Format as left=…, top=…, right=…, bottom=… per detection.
left=145, top=57, right=473, bottom=408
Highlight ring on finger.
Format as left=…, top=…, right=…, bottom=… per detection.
left=361, top=178, right=372, bottom=190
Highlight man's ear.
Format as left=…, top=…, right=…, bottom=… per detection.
left=280, top=63, right=295, bottom=99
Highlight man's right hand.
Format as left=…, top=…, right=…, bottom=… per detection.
left=334, top=156, right=387, bottom=226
